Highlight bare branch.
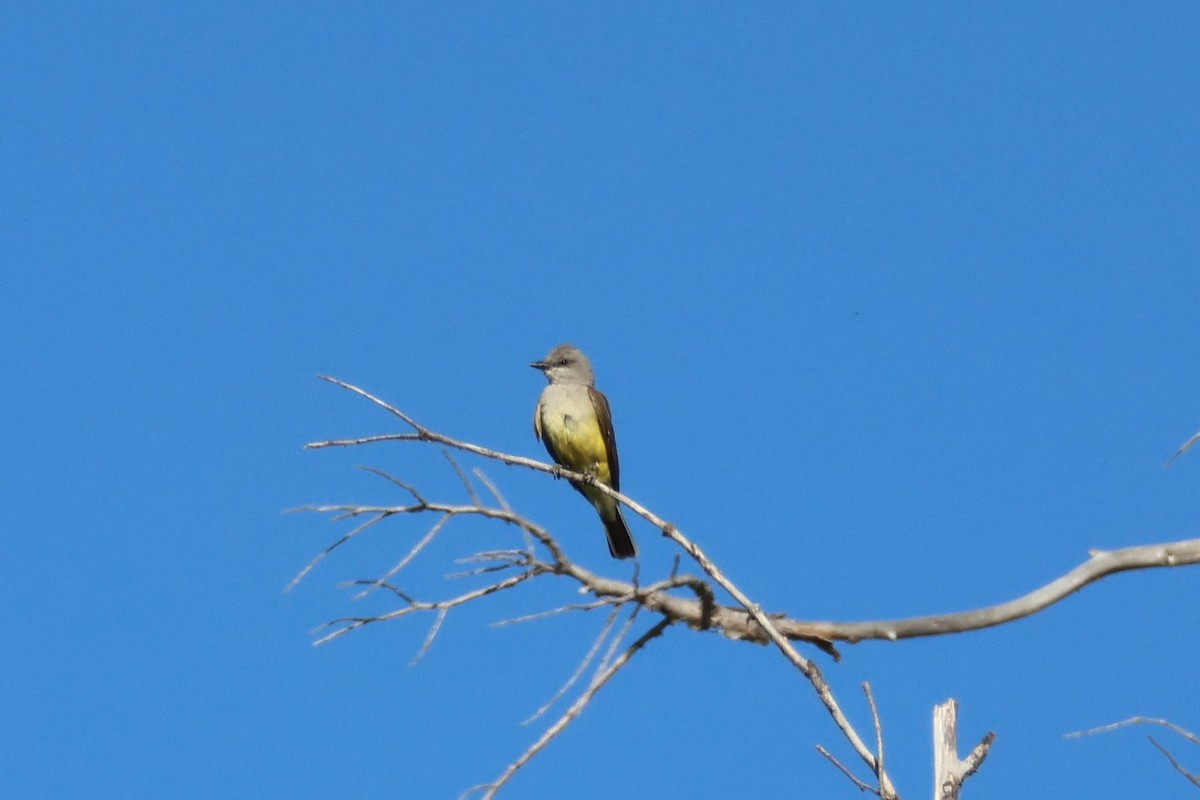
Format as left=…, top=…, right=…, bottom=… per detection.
left=353, top=513, right=451, bottom=600
left=306, top=375, right=564, bottom=481
left=1165, top=429, right=1200, bottom=469
left=933, top=699, right=995, bottom=800
left=817, top=745, right=880, bottom=796
left=520, top=607, right=622, bottom=725
left=413, top=606, right=450, bottom=665
left=292, top=500, right=558, bottom=586
left=634, top=519, right=892, bottom=787
left=1149, top=736, right=1200, bottom=790
left=310, top=376, right=430, bottom=434
left=297, top=465, right=681, bottom=797
left=302, top=380, right=884, bottom=797
left=305, top=378, right=1200, bottom=650
left=302, top=379, right=1198, bottom=799
left=805, top=538, right=1200, bottom=644
left=864, top=683, right=896, bottom=799
left=596, top=602, right=642, bottom=674
left=819, top=681, right=900, bottom=798
left=312, top=569, right=536, bottom=648
left=294, top=501, right=1192, bottom=799
left=308, top=433, right=416, bottom=448
left=522, top=534, right=1199, bottom=655
left=1066, top=716, right=1200, bottom=748
left=303, top=382, right=869, bottom=771
left=285, top=510, right=392, bottom=592
left=463, top=618, right=673, bottom=800
left=491, top=599, right=612, bottom=627
left=1067, top=717, right=1200, bottom=790
left=473, top=468, right=513, bottom=514
left=357, top=465, right=428, bottom=505
left=443, top=450, right=483, bottom=507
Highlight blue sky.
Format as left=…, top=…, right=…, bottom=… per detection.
left=4, top=3, right=1200, bottom=798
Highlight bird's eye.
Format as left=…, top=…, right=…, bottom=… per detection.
left=558, top=358, right=570, bottom=365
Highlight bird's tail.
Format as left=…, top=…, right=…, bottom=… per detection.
left=603, top=507, right=637, bottom=559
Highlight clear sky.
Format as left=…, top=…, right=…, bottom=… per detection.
left=4, top=4, right=1200, bottom=798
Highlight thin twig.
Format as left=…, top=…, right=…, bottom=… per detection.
left=596, top=602, right=641, bottom=675
left=308, top=433, right=415, bottom=448
left=358, top=465, right=428, bottom=505
left=1067, top=716, right=1200, bottom=747
left=1149, top=736, right=1200, bottom=789
left=520, top=607, right=621, bottom=726
left=864, top=682, right=889, bottom=794
left=412, top=607, right=450, bottom=665
left=312, top=571, right=536, bottom=647
left=1067, top=717, right=1200, bottom=790
left=492, top=600, right=613, bottom=627
left=474, top=468, right=513, bottom=514
left=816, top=745, right=879, bottom=795
left=463, top=618, right=673, bottom=800
left=444, top=450, right=483, bottom=507
left=1165, top=429, right=1200, bottom=469
left=448, top=554, right=528, bottom=579
left=285, top=511, right=392, bottom=592
left=353, top=513, right=451, bottom=600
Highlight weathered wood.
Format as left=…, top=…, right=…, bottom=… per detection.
left=933, top=699, right=995, bottom=800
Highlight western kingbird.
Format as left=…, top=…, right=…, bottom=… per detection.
left=530, top=343, right=637, bottom=559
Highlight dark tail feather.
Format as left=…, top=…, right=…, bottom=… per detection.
left=603, top=508, right=637, bottom=559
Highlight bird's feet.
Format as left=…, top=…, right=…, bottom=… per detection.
left=579, top=466, right=600, bottom=485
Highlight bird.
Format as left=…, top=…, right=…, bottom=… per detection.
left=530, top=343, right=637, bottom=559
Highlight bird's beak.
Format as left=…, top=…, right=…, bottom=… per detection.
left=529, top=360, right=547, bottom=370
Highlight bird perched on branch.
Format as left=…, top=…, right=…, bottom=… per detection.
left=530, top=343, right=637, bottom=559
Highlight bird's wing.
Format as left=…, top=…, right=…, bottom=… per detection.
left=533, top=395, right=569, bottom=467
left=589, top=386, right=620, bottom=491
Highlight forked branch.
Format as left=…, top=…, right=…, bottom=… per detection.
left=302, top=377, right=1200, bottom=799
left=306, top=376, right=1200, bottom=651
left=933, top=699, right=994, bottom=800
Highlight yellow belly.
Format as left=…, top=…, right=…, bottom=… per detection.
left=546, top=410, right=612, bottom=485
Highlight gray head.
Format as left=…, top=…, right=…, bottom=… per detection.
left=530, top=343, right=595, bottom=386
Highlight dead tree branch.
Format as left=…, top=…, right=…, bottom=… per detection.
left=301, top=377, right=1200, bottom=799
left=1067, top=717, right=1200, bottom=790
left=295, top=470, right=680, bottom=796
left=461, top=618, right=673, bottom=800
left=804, top=538, right=1200, bottom=643
left=1166, top=429, right=1200, bottom=469
left=933, top=699, right=995, bottom=800
left=818, top=683, right=901, bottom=798
left=1149, top=737, right=1200, bottom=790
left=306, top=377, right=901, bottom=794
left=305, top=377, right=1200, bottom=650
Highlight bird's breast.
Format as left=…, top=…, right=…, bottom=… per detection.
left=538, top=387, right=611, bottom=483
